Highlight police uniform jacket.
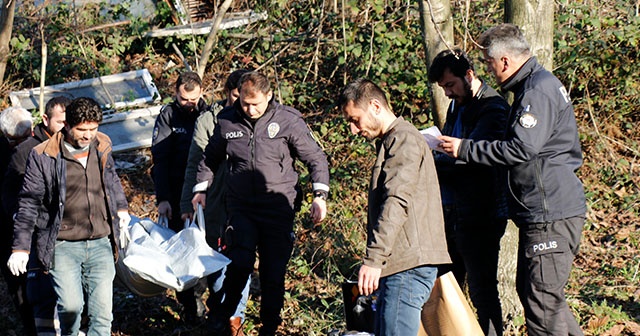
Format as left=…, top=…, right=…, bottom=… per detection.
left=458, top=57, right=586, bottom=224
left=151, top=98, right=208, bottom=204
left=366, top=118, right=451, bottom=278
left=197, top=99, right=330, bottom=209
left=11, top=131, right=128, bottom=271
left=434, top=81, right=509, bottom=223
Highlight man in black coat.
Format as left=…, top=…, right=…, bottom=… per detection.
left=2, top=97, right=70, bottom=335
left=440, top=24, right=586, bottom=335
left=429, top=49, right=509, bottom=336
left=151, top=71, right=209, bottom=323
left=0, top=106, right=35, bottom=335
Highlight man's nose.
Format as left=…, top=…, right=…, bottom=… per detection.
left=350, top=123, right=359, bottom=135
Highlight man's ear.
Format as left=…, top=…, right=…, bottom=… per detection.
left=267, top=90, right=273, bottom=101
left=370, top=99, right=382, bottom=115
left=465, top=69, right=475, bottom=84
left=501, top=56, right=510, bottom=72
left=42, top=114, right=50, bottom=127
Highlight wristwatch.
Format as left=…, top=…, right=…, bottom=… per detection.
left=313, top=190, right=328, bottom=201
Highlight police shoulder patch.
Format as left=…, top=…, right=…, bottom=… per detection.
left=519, top=113, right=538, bottom=129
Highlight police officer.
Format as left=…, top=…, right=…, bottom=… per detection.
left=194, top=71, right=330, bottom=335
left=179, top=69, right=251, bottom=335
left=151, top=71, right=209, bottom=323
left=439, top=24, right=586, bottom=335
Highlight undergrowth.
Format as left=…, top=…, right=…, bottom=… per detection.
left=0, top=0, right=638, bottom=335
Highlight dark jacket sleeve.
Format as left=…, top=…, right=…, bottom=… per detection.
left=459, top=88, right=554, bottom=166
left=287, top=115, right=330, bottom=191
left=2, top=141, right=33, bottom=215
left=151, top=106, right=174, bottom=203
left=12, top=150, right=44, bottom=253
left=106, top=153, right=128, bottom=211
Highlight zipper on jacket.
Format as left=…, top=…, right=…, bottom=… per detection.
left=249, top=131, right=257, bottom=196
left=535, top=158, right=549, bottom=220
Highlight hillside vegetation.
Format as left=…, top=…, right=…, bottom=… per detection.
left=0, top=0, right=638, bottom=335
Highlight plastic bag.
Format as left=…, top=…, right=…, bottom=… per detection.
left=117, top=206, right=230, bottom=293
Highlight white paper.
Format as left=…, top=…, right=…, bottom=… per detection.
left=419, top=126, right=445, bottom=152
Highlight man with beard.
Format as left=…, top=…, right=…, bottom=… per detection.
left=439, top=24, right=586, bottom=335
left=338, top=78, right=450, bottom=336
left=2, top=96, right=70, bottom=335
left=151, top=71, right=209, bottom=324
left=8, top=97, right=130, bottom=335
left=428, top=49, right=509, bottom=336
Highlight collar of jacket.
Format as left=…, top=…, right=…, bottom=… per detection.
left=39, top=130, right=112, bottom=164
left=473, top=80, right=489, bottom=101
left=378, top=117, right=402, bottom=143
left=32, top=123, right=51, bottom=142
left=500, top=56, right=539, bottom=93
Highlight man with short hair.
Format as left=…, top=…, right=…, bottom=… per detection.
left=439, top=24, right=586, bottom=335
left=428, top=49, right=509, bottom=336
left=338, top=78, right=451, bottom=336
left=7, top=97, right=130, bottom=336
left=151, top=71, right=209, bottom=322
left=2, top=96, right=71, bottom=335
left=0, top=106, right=35, bottom=335
left=180, top=69, right=250, bottom=335
left=196, top=71, right=329, bottom=336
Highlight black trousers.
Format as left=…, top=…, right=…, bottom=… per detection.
left=216, top=200, right=295, bottom=335
left=515, top=216, right=585, bottom=336
left=439, top=205, right=506, bottom=336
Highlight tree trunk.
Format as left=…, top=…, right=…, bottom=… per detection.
left=197, top=0, right=233, bottom=79
left=417, top=0, right=453, bottom=129
left=0, top=0, right=17, bottom=86
left=505, top=0, right=555, bottom=70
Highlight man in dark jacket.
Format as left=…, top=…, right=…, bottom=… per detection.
left=151, top=71, right=209, bottom=322
left=2, top=96, right=70, bottom=335
left=3, top=96, right=70, bottom=217
left=0, top=106, right=35, bottom=335
left=428, top=49, right=509, bottom=336
left=180, top=69, right=250, bottom=335
left=339, top=79, right=451, bottom=336
left=7, top=97, right=130, bottom=336
left=195, top=71, right=329, bottom=336
left=440, top=24, right=586, bottom=335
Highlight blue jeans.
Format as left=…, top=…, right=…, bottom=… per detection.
left=50, top=237, right=115, bottom=336
left=376, top=265, right=437, bottom=336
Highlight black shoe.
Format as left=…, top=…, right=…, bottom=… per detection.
left=183, top=311, right=205, bottom=326
left=206, top=317, right=230, bottom=336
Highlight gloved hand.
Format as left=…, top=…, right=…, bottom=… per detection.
left=7, top=251, right=29, bottom=276
left=117, top=210, right=131, bottom=249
